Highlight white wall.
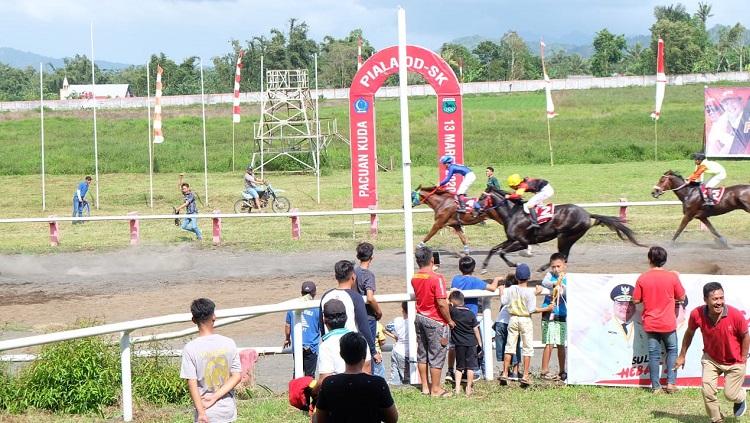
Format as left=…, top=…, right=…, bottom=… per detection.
left=2, top=71, right=748, bottom=112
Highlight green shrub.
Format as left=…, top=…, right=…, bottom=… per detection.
left=0, top=364, right=16, bottom=411
left=17, top=337, right=120, bottom=414
left=132, top=352, right=189, bottom=406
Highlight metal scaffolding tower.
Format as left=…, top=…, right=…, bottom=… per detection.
left=252, top=69, right=344, bottom=174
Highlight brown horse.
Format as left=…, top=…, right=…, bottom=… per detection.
left=481, top=186, right=647, bottom=272
left=651, top=170, right=750, bottom=247
left=412, top=186, right=505, bottom=254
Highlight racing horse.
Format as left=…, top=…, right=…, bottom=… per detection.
left=481, top=187, right=646, bottom=272
left=651, top=170, right=750, bottom=247
left=412, top=185, right=506, bottom=253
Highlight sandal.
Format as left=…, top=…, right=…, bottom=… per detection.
left=519, top=378, right=531, bottom=387
left=498, top=376, right=508, bottom=386
left=431, top=390, right=453, bottom=398
left=541, top=373, right=559, bottom=381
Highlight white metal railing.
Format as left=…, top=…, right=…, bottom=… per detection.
left=0, top=289, right=504, bottom=421
left=0, top=200, right=682, bottom=224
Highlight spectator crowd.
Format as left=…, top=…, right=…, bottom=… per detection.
left=179, top=243, right=748, bottom=423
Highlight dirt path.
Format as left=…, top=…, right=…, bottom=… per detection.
left=1, top=241, right=745, bottom=390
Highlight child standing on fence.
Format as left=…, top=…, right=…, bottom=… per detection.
left=448, top=290, right=482, bottom=396
left=180, top=298, right=242, bottom=423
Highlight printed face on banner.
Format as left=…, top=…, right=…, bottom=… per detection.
left=567, top=274, right=750, bottom=388
left=705, top=88, right=750, bottom=157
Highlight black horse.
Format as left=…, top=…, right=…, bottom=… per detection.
left=481, top=187, right=646, bottom=272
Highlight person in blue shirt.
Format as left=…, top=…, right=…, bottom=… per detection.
left=72, top=176, right=92, bottom=223
left=445, top=256, right=501, bottom=383
left=538, top=252, right=568, bottom=381
left=175, top=174, right=203, bottom=240
left=284, top=281, right=321, bottom=377
left=438, top=155, right=476, bottom=213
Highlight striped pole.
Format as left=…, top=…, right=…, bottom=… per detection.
left=153, top=65, right=164, bottom=144
left=357, top=36, right=363, bottom=70
left=232, top=50, right=244, bottom=172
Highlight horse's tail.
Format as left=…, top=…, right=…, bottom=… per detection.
left=590, top=214, right=648, bottom=247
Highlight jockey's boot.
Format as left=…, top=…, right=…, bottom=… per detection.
left=703, top=188, right=714, bottom=207
left=457, top=195, right=467, bottom=213
left=527, top=208, right=541, bottom=230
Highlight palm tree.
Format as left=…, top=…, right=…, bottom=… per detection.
left=695, top=2, right=713, bottom=28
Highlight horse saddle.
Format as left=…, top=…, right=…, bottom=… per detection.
left=533, top=204, right=555, bottom=225
left=464, top=195, right=493, bottom=211
left=700, top=186, right=725, bottom=203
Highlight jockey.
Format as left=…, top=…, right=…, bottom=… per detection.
left=688, top=152, right=726, bottom=206
left=505, top=174, right=554, bottom=229
left=438, top=155, right=476, bottom=213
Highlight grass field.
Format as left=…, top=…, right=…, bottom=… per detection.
left=1, top=381, right=738, bottom=423
left=1, top=160, right=749, bottom=253
left=2, top=82, right=750, bottom=176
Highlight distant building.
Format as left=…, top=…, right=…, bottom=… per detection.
left=59, top=77, right=132, bottom=99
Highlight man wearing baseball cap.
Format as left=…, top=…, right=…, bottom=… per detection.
left=284, top=281, right=321, bottom=377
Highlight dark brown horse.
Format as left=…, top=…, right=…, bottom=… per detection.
left=412, top=186, right=505, bottom=254
left=481, top=187, right=646, bottom=272
left=651, top=170, right=750, bottom=247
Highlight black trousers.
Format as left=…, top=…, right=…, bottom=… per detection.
left=302, top=347, right=318, bottom=377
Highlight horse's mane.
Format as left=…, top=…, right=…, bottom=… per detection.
left=663, top=170, right=684, bottom=179
left=486, top=185, right=510, bottom=197
left=418, top=185, right=453, bottom=196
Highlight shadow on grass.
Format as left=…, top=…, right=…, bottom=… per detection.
left=651, top=411, right=706, bottom=422
left=327, top=231, right=353, bottom=239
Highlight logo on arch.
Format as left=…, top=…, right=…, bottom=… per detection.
left=442, top=98, right=457, bottom=114
left=354, top=97, right=369, bottom=114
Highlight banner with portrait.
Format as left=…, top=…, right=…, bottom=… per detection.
left=567, top=273, right=750, bottom=387
left=705, top=87, right=750, bottom=157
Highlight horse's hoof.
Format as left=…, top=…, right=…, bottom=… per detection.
left=716, top=237, right=731, bottom=249
left=519, top=250, right=533, bottom=258
left=480, top=267, right=488, bottom=275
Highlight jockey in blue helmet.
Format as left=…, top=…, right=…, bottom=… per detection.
left=438, top=155, right=476, bottom=213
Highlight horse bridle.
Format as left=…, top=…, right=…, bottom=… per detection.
left=653, top=177, right=689, bottom=194
left=417, top=187, right=441, bottom=204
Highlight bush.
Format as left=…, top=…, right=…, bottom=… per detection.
left=132, top=352, right=189, bottom=406
left=0, top=364, right=16, bottom=411
left=16, top=337, right=120, bottom=414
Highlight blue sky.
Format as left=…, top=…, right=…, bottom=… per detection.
left=0, top=0, right=744, bottom=64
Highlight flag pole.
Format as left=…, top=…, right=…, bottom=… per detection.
left=546, top=117, right=554, bottom=166
left=259, top=54, right=265, bottom=179
left=90, top=22, right=100, bottom=209
left=199, top=58, right=209, bottom=206
left=654, top=120, right=658, bottom=161
left=146, top=62, right=154, bottom=208
left=314, top=53, right=321, bottom=204
left=40, top=62, right=46, bottom=211
left=397, top=6, right=418, bottom=385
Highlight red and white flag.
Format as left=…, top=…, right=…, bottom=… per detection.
left=232, top=50, right=244, bottom=124
left=541, top=40, right=557, bottom=118
left=651, top=38, right=666, bottom=120
left=153, top=65, right=164, bottom=144
left=357, top=36, right=363, bottom=70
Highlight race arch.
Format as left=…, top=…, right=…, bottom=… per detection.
left=349, top=45, right=464, bottom=209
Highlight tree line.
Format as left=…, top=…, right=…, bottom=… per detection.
left=0, top=2, right=747, bottom=101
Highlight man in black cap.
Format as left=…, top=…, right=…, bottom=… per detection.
left=312, top=299, right=371, bottom=397
left=284, top=281, right=321, bottom=377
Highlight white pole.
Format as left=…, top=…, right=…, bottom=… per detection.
left=40, top=63, right=46, bottom=211
left=397, top=7, right=418, bottom=384
left=292, top=310, right=304, bottom=378
left=200, top=58, right=209, bottom=205
left=146, top=62, right=154, bottom=209
left=259, top=55, right=264, bottom=179
left=314, top=53, right=321, bottom=204
left=120, top=331, right=133, bottom=422
left=90, top=22, right=100, bottom=209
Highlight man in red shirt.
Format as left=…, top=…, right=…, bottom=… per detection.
left=633, top=246, right=686, bottom=393
left=675, top=282, right=748, bottom=422
left=411, top=246, right=455, bottom=397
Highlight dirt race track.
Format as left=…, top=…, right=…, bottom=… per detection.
left=0, top=240, right=747, bottom=390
